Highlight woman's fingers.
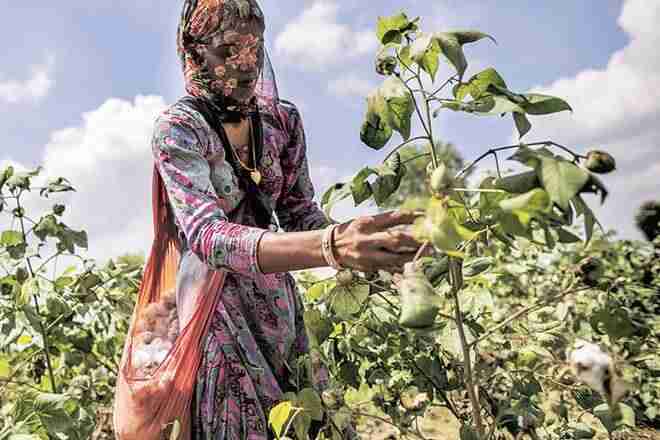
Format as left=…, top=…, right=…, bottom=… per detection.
left=369, top=230, right=422, bottom=253
left=369, top=210, right=420, bottom=230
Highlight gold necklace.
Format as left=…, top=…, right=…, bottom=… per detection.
left=228, top=118, right=262, bottom=185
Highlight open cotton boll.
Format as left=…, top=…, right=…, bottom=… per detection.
left=151, top=337, right=173, bottom=354
left=167, top=319, right=180, bottom=342
left=569, top=341, right=612, bottom=396
left=134, top=331, right=155, bottom=346
left=151, top=318, right=170, bottom=338
left=143, top=302, right=169, bottom=320
left=162, top=288, right=177, bottom=310
left=132, top=348, right=152, bottom=370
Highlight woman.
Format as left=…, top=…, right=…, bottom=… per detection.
left=152, top=0, right=422, bottom=437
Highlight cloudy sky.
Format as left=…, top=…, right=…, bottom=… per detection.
left=1, top=0, right=657, bottom=267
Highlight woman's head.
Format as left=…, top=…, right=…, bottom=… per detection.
left=178, top=0, right=265, bottom=106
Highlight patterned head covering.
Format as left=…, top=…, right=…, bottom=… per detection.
left=177, top=0, right=279, bottom=121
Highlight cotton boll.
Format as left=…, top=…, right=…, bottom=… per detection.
left=145, top=302, right=169, bottom=319
left=134, top=331, right=155, bottom=346
left=151, top=338, right=173, bottom=365
left=151, top=318, right=170, bottom=338
left=151, top=338, right=173, bottom=355
left=167, top=319, right=180, bottom=342
left=569, top=341, right=612, bottom=396
left=133, top=317, right=150, bottom=334
left=162, top=288, right=177, bottom=310
left=132, top=348, right=151, bottom=370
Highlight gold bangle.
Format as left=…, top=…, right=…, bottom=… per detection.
left=321, top=224, right=342, bottom=270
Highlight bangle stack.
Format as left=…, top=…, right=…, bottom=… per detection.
left=321, top=224, right=343, bottom=270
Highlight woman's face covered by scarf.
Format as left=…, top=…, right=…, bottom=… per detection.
left=178, top=0, right=265, bottom=106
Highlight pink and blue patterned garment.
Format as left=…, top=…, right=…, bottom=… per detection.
left=152, top=96, right=332, bottom=439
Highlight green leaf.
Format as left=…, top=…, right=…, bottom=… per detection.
left=591, top=308, right=635, bottom=340
left=568, top=422, right=595, bottom=439
left=453, top=83, right=471, bottom=101
left=298, top=388, right=324, bottom=421
left=438, top=321, right=476, bottom=359
left=434, top=31, right=496, bottom=79
left=0, top=165, right=14, bottom=191
left=467, top=67, right=507, bottom=99
left=330, top=284, right=369, bottom=319
left=511, top=149, right=590, bottom=211
left=513, top=112, right=532, bottom=138
left=538, top=157, right=590, bottom=211
left=0, top=357, right=11, bottom=378
left=17, top=335, right=32, bottom=345
left=556, top=228, right=582, bottom=243
left=463, top=257, right=493, bottom=277
left=34, top=214, right=60, bottom=241
left=521, top=93, right=572, bottom=115
left=499, top=188, right=551, bottom=214
left=54, top=276, right=76, bottom=291
left=494, top=171, right=540, bottom=194
left=304, top=309, right=333, bottom=347
left=376, top=12, right=416, bottom=44
left=498, top=212, right=532, bottom=239
left=360, top=89, right=393, bottom=150
left=381, top=77, right=414, bottom=140
left=269, top=401, right=293, bottom=439
left=410, top=33, right=440, bottom=81
left=594, top=403, right=635, bottom=433
left=1, top=230, right=23, bottom=247
left=350, top=167, right=377, bottom=205
left=460, top=425, right=480, bottom=440
left=372, top=162, right=406, bottom=207
left=19, top=277, right=40, bottom=307
left=305, top=280, right=336, bottom=302
left=472, top=95, right=526, bottom=115
left=573, top=195, right=599, bottom=243
left=321, top=183, right=351, bottom=218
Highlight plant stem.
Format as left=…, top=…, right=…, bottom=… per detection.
left=408, top=359, right=461, bottom=420
left=401, top=152, right=431, bottom=166
left=282, top=407, right=303, bottom=439
left=383, top=136, right=430, bottom=163
left=16, top=194, right=57, bottom=393
left=455, top=140, right=585, bottom=179
left=416, top=69, right=439, bottom=169
left=428, top=75, right=459, bottom=99
left=469, top=284, right=590, bottom=349
left=449, top=258, right=485, bottom=438
left=396, top=72, right=431, bottom=140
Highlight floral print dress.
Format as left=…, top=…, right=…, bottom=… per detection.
left=152, top=96, right=331, bottom=439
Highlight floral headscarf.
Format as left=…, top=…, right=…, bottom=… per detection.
left=177, top=0, right=278, bottom=121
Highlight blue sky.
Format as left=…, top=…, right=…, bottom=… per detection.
left=1, top=1, right=658, bottom=264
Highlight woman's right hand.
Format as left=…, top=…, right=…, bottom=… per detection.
left=332, top=211, right=423, bottom=274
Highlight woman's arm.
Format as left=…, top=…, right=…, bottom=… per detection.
left=257, top=211, right=421, bottom=274
left=154, top=107, right=421, bottom=276
left=153, top=112, right=268, bottom=276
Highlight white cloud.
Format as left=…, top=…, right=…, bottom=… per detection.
left=274, top=1, right=377, bottom=71
left=327, top=74, right=375, bottom=98
left=1, top=96, right=167, bottom=267
left=0, top=55, right=55, bottom=104
left=515, top=0, right=660, bottom=240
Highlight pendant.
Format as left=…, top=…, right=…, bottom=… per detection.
left=250, top=170, right=262, bottom=185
